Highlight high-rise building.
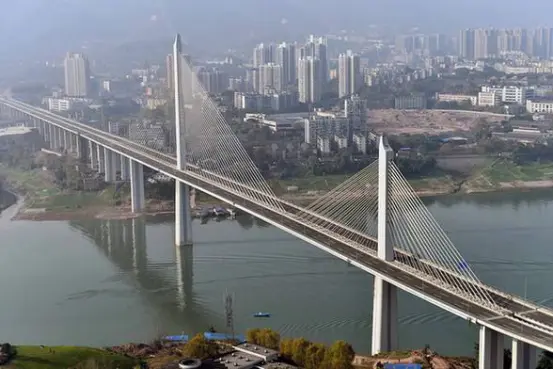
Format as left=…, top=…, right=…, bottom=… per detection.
left=196, top=67, right=228, bottom=95
left=459, top=29, right=475, bottom=59
left=297, top=57, right=321, bottom=104
left=258, top=63, right=283, bottom=94
left=64, top=52, right=90, bottom=97
left=275, top=42, right=297, bottom=86
left=253, top=43, right=275, bottom=67
left=344, top=95, right=368, bottom=143
left=338, top=50, right=361, bottom=98
left=301, top=36, right=328, bottom=83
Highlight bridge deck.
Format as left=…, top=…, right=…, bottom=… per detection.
left=2, top=99, right=552, bottom=350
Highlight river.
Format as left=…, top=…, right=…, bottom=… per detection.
left=0, top=190, right=551, bottom=356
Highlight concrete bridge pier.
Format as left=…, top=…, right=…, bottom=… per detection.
left=113, top=154, right=121, bottom=179
left=511, top=340, right=537, bottom=369
left=175, top=182, right=193, bottom=246
left=478, top=326, right=504, bottom=369
left=89, top=142, right=97, bottom=170
left=62, top=130, right=69, bottom=152
left=56, top=127, right=63, bottom=151
left=120, top=156, right=129, bottom=181
left=97, top=145, right=105, bottom=173
left=78, top=136, right=88, bottom=163
left=371, top=136, right=398, bottom=355
left=46, top=124, right=53, bottom=149
left=130, top=160, right=145, bottom=212
left=103, top=148, right=117, bottom=182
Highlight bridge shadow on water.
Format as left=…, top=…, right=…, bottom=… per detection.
left=68, top=217, right=225, bottom=336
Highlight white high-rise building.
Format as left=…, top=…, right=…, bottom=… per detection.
left=258, top=63, right=283, bottom=94
left=301, top=36, right=328, bottom=83
left=338, top=50, right=361, bottom=98
left=64, top=52, right=90, bottom=97
left=253, top=43, right=275, bottom=67
left=275, top=42, right=297, bottom=86
left=297, top=57, right=321, bottom=104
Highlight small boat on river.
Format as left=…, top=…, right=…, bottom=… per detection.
left=253, top=312, right=271, bottom=318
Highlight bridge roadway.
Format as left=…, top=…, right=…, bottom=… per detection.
left=2, top=98, right=552, bottom=351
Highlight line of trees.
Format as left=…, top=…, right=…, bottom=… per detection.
left=245, top=328, right=355, bottom=369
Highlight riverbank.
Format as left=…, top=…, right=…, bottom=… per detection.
left=1, top=160, right=551, bottom=221
left=3, top=345, right=137, bottom=369
left=3, top=344, right=476, bottom=369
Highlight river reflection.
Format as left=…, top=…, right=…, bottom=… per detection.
left=0, top=191, right=551, bottom=355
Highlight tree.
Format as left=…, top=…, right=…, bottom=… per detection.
left=290, top=338, right=311, bottom=367
left=279, top=338, right=295, bottom=359
left=182, top=333, right=219, bottom=359
left=258, top=328, right=280, bottom=350
left=321, top=340, right=355, bottom=369
left=246, top=328, right=261, bottom=344
left=304, top=343, right=327, bottom=369
left=245, top=328, right=280, bottom=350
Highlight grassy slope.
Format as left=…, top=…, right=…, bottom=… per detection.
left=6, top=346, right=136, bottom=369
left=465, top=160, right=552, bottom=191
left=0, top=165, right=127, bottom=211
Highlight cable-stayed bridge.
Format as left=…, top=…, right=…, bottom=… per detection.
left=0, top=35, right=551, bottom=369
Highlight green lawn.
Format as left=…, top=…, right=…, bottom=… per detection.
left=272, top=174, right=353, bottom=193
left=0, top=165, right=128, bottom=210
left=6, top=346, right=136, bottom=369
left=482, top=161, right=553, bottom=184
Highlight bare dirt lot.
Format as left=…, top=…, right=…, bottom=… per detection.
left=369, top=109, right=505, bottom=135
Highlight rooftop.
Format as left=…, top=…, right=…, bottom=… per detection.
left=232, top=343, right=279, bottom=361
left=213, top=351, right=264, bottom=369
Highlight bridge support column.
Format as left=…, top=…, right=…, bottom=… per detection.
left=120, top=156, right=129, bottom=181
left=511, top=340, right=536, bottom=369
left=104, top=148, right=116, bottom=182
left=97, top=145, right=105, bottom=173
left=78, top=136, right=88, bottom=163
left=57, top=127, right=63, bottom=151
left=173, top=34, right=193, bottom=247
left=175, top=182, right=193, bottom=246
left=371, top=136, right=397, bottom=355
left=62, top=130, right=69, bottom=152
left=47, top=124, right=54, bottom=149
left=130, top=160, right=145, bottom=212
left=478, top=326, right=504, bottom=369
left=89, top=142, right=97, bottom=169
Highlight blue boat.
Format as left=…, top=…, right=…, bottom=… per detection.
left=253, top=312, right=271, bottom=318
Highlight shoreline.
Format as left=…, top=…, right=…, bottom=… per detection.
left=1, top=179, right=551, bottom=222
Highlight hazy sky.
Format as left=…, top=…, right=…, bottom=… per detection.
left=0, top=0, right=552, bottom=60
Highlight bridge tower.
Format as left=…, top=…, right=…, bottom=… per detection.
left=371, top=135, right=398, bottom=355
left=173, top=33, right=193, bottom=247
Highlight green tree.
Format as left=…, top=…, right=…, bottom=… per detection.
left=290, top=338, right=311, bottom=367
left=304, top=343, right=327, bottom=369
left=279, top=338, right=295, bottom=359
left=246, top=328, right=261, bottom=344
left=258, top=328, right=280, bottom=350
left=182, top=333, right=219, bottom=359
left=322, top=340, right=355, bottom=369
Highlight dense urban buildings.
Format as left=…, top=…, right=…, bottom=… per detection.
left=458, top=27, right=553, bottom=59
